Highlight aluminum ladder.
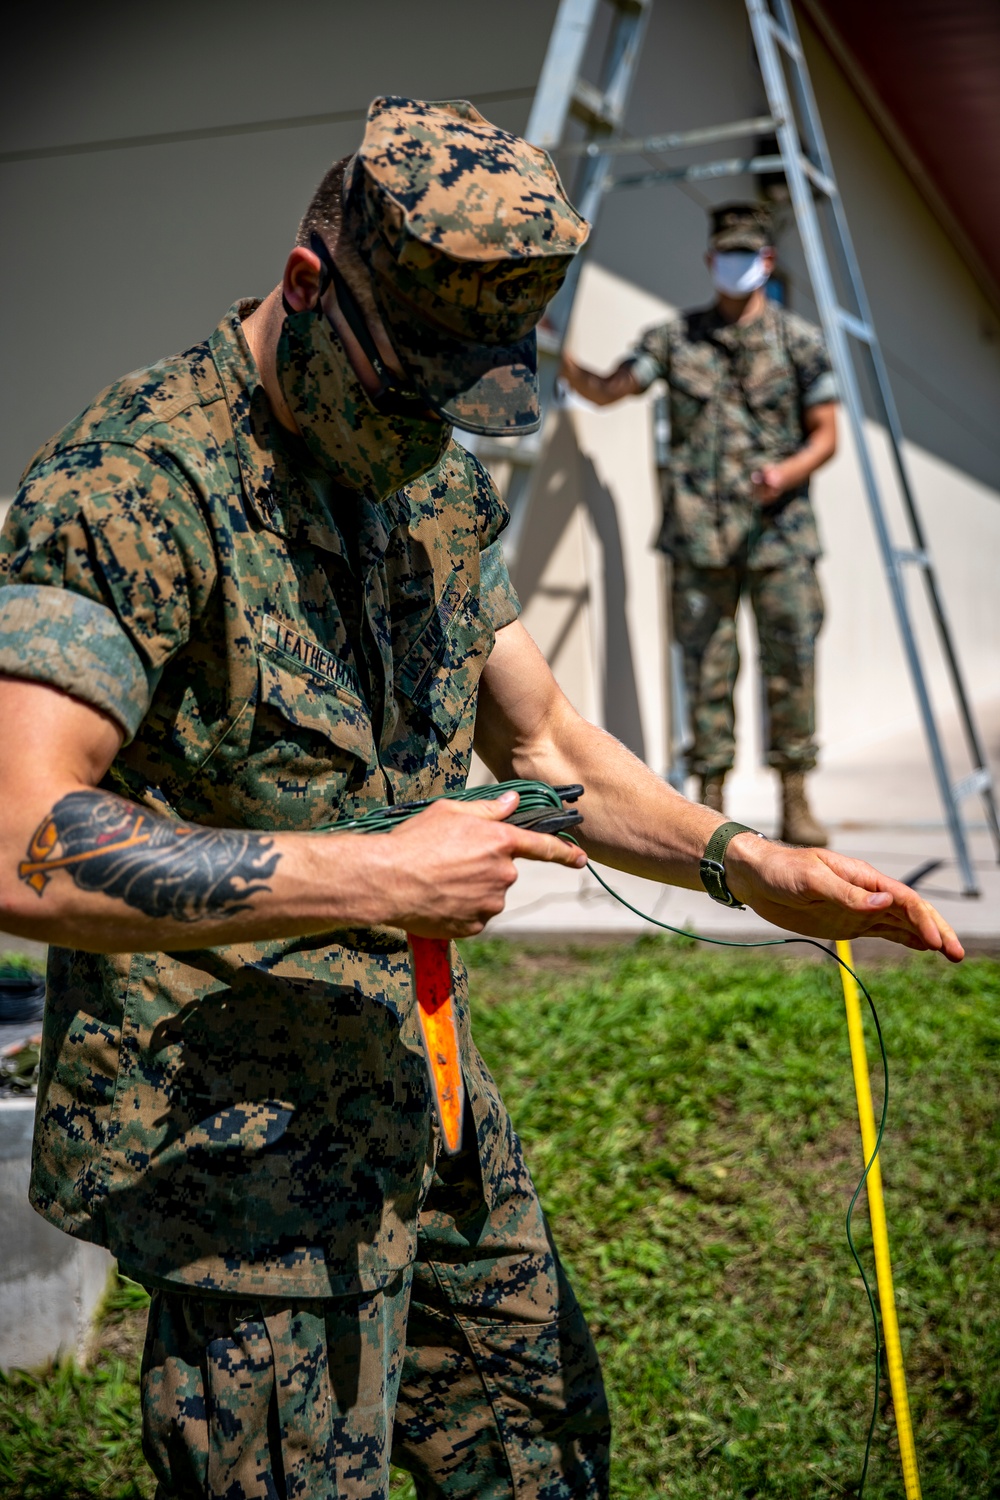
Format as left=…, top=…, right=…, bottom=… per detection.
left=469, top=0, right=653, bottom=555
left=493, top=0, right=998, bottom=896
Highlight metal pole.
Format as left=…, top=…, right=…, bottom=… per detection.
left=525, top=0, right=602, bottom=149
left=837, top=940, right=923, bottom=1500
left=769, top=0, right=998, bottom=860
left=746, top=0, right=980, bottom=895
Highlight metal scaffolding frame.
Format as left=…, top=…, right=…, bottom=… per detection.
left=482, top=0, right=998, bottom=895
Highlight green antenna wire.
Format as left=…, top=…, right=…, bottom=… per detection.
left=580, top=853, right=887, bottom=1495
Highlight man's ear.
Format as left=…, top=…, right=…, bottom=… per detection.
left=282, top=246, right=324, bottom=314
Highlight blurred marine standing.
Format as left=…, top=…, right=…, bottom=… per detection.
left=561, top=203, right=838, bottom=844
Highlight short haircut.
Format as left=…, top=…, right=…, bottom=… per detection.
left=296, top=155, right=351, bottom=248
left=296, top=153, right=379, bottom=322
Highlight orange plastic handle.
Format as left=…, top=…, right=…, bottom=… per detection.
left=408, top=935, right=464, bottom=1154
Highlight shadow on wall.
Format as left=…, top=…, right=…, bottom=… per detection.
left=508, top=412, right=647, bottom=764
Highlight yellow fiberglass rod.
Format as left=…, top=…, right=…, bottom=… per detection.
left=836, top=939, right=922, bottom=1500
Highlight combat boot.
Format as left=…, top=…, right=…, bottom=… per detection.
left=780, top=771, right=828, bottom=846
left=698, top=773, right=726, bottom=814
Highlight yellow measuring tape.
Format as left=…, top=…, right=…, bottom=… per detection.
left=836, top=939, right=922, bottom=1500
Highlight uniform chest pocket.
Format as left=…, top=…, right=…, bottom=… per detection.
left=670, top=350, right=718, bottom=403
left=669, top=352, right=718, bottom=440
left=394, top=574, right=494, bottom=745
left=241, top=645, right=377, bottom=829
left=743, top=363, right=796, bottom=414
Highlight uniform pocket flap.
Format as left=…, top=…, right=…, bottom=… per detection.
left=669, top=351, right=717, bottom=401
left=395, top=574, right=493, bottom=743
left=743, top=365, right=795, bottom=409
left=258, top=649, right=373, bottom=765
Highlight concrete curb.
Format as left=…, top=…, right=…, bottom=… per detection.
left=0, top=1097, right=112, bottom=1371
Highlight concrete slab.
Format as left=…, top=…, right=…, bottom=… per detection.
left=488, top=701, right=1000, bottom=953
left=0, top=1098, right=113, bottom=1372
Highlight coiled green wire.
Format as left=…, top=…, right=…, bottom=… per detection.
left=317, top=778, right=568, bottom=834
left=322, top=777, right=887, bottom=1492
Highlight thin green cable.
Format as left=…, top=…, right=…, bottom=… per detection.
left=316, top=779, right=567, bottom=835
left=321, top=778, right=887, bottom=1491
left=580, top=854, right=887, bottom=1495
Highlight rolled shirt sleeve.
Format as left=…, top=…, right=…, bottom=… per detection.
left=0, top=584, right=152, bottom=741
left=801, top=369, right=838, bottom=407
left=785, top=312, right=839, bottom=407
left=0, top=440, right=216, bottom=739
left=626, top=321, right=672, bottom=393
left=479, top=539, right=520, bottom=632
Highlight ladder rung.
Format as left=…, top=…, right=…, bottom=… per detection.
left=536, top=325, right=562, bottom=356
left=799, top=157, right=836, bottom=197
left=611, top=154, right=783, bottom=191
left=562, top=115, right=776, bottom=159
left=765, top=15, right=803, bottom=61
left=952, top=767, right=993, bottom=802
left=571, top=78, right=621, bottom=132
left=893, top=548, right=930, bottom=568
left=836, top=308, right=874, bottom=342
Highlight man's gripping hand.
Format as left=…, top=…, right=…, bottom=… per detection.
left=724, top=833, right=964, bottom=960
left=750, top=463, right=790, bottom=505
left=359, top=790, right=587, bottom=938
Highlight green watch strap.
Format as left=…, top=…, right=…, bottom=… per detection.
left=699, top=820, right=764, bottom=909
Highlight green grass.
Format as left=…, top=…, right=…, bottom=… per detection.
left=464, top=938, right=999, bottom=1498
left=0, top=1277, right=150, bottom=1500
left=1, top=939, right=996, bottom=1498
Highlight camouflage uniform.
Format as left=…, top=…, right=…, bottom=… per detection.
left=631, top=298, right=836, bottom=776
left=0, top=99, right=606, bottom=1498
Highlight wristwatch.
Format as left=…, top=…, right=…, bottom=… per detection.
left=699, top=821, right=766, bottom=908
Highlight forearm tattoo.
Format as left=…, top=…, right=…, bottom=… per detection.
left=19, top=791, right=280, bottom=923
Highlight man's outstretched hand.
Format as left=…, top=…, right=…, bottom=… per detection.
left=725, top=835, right=964, bottom=959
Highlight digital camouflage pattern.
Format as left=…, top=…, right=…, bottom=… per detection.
left=0, top=302, right=525, bottom=1298
left=673, top=555, right=825, bottom=776
left=344, top=97, right=590, bottom=435
left=708, top=201, right=773, bottom=252
left=141, top=1124, right=609, bottom=1498
left=630, top=298, right=835, bottom=774
left=141, top=1276, right=410, bottom=1499
left=393, top=1118, right=608, bottom=1496
left=630, top=299, right=837, bottom=570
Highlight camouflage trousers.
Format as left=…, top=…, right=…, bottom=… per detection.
left=671, top=556, right=824, bottom=777
left=140, top=1113, right=610, bottom=1499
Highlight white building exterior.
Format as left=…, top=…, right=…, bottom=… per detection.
left=2, top=0, right=998, bottom=842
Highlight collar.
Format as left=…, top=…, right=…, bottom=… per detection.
left=300, top=462, right=411, bottom=573
left=209, top=300, right=304, bottom=538
left=709, top=298, right=782, bottom=352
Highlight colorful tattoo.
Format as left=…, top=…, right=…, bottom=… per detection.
left=19, top=792, right=280, bottom=922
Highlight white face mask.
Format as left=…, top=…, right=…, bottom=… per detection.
left=710, top=250, right=771, bottom=297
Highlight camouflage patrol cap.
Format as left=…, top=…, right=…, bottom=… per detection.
left=342, top=96, right=590, bottom=436
left=709, top=202, right=773, bottom=252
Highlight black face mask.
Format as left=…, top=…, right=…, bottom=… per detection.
left=274, top=235, right=450, bottom=500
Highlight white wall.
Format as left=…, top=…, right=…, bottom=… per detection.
left=526, top=0, right=1000, bottom=798
left=4, top=0, right=997, bottom=797
left=0, top=0, right=559, bottom=496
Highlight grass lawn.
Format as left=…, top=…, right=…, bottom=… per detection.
left=1, top=937, right=996, bottom=1498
